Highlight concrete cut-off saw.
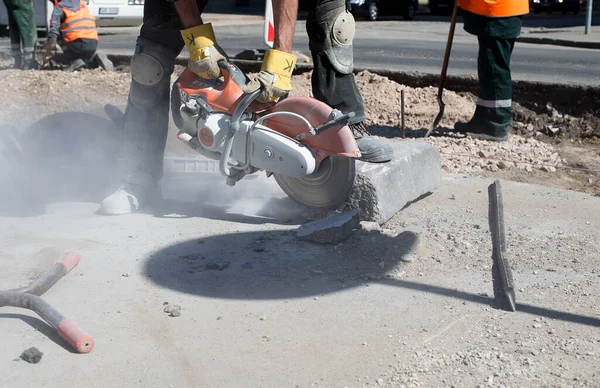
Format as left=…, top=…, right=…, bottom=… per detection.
left=168, top=60, right=361, bottom=210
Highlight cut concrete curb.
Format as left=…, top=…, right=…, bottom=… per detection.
left=517, top=36, right=600, bottom=50
left=348, top=141, right=442, bottom=225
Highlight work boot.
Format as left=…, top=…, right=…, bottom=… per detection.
left=350, top=122, right=394, bottom=163
left=65, top=58, right=86, bottom=72
left=92, top=51, right=114, bottom=71
left=454, top=121, right=509, bottom=142
left=21, top=54, right=40, bottom=70
left=99, top=183, right=161, bottom=215
left=12, top=54, right=22, bottom=69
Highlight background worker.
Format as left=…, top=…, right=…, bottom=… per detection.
left=1, top=0, right=38, bottom=69
left=99, top=0, right=394, bottom=216
left=43, top=0, right=112, bottom=71
left=453, top=0, right=529, bottom=142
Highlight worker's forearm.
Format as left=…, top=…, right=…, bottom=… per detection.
left=272, top=0, right=298, bottom=53
left=174, top=0, right=203, bottom=28
left=47, top=7, right=63, bottom=43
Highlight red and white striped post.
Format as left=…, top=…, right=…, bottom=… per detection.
left=264, top=0, right=274, bottom=48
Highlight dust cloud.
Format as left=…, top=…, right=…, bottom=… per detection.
left=0, top=109, right=303, bottom=222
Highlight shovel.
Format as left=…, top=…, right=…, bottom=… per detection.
left=425, top=0, right=460, bottom=138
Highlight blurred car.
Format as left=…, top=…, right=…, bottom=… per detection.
left=86, top=0, right=144, bottom=27
left=346, top=0, right=419, bottom=21
left=531, top=0, right=580, bottom=14
left=0, top=0, right=52, bottom=34
left=0, top=0, right=142, bottom=34
left=428, top=0, right=456, bottom=15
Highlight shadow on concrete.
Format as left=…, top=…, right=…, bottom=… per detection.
left=0, top=313, right=76, bottom=353
left=145, top=229, right=419, bottom=299
left=146, top=195, right=306, bottom=226
left=0, top=112, right=124, bottom=217
left=145, top=230, right=600, bottom=328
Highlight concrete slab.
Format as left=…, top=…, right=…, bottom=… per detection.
left=348, top=141, right=442, bottom=225
left=163, top=140, right=443, bottom=226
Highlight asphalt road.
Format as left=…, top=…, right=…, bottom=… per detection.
left=2, top=14, right=599, bottom=85
left=93, top=14, right=600, bottom=86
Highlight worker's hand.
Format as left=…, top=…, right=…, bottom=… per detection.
left=180, top=23, right=228, bottom=79
left=43, top=41, right=56, bottom=62
left=242, top=49, right=297, bottom=103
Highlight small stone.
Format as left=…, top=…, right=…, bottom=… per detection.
left=377, top=378, right=384, bottom=385
left=526, top=123, right=534, bottom=132
left=399, top=253, right=416, bottom=263
left=497, top=161, right=508, bottom=169
left=525, top=165, right=533, bottom=173
left=360, top=221, right=381, bottom=232
left=163, top=304, right=182, bottom=317
left=533, top=323, right=542, bottom=329
left=314, top=297, right=319, bottom=300
left=588, top=178, right=594, bottom=184
left=478, top=150, right=488, bottom=158
left=217, top=316, right=223, bottom=320
left=20, top=347, right=43, bottom=364
left=121, top=273, right=129, bottom=277
left=260, top=316, right=267, bottom=321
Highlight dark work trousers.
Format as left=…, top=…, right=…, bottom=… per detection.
left=64, top=38, right=98, bottom=64
left=462, top=10, right=523, bottom=136
left=2, top=0, right=37, bottom=67
left=121, top=0, right=365, bottom=188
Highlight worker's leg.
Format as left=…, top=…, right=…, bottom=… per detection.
left=100, top=0, right=209, bottom=215
left=64, top=38, right=98, bottom=71
left=302, top=0, right=393, bottom=163
left=4, top=2, right=23, bottom=68
left=454, top=12, right=522, bottom=141
left=10, top=0, right=38, bottom=69
left=470, top=35, right=515, bottom=137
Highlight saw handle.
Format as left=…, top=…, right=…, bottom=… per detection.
left=314, top=112, right=355, bottom=135
left=220, top=86, right=262, bottom=178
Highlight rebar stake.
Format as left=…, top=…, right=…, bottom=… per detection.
left=0, top=252, right=95, bottom=353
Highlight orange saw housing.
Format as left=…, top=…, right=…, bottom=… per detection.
left=176, top=65, right=360, bottom=163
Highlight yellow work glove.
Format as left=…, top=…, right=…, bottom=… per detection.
left=180, top=23, right=228, bottom=79
left=243, top=49, right=297, bottom=103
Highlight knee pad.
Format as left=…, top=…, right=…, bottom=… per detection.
left=129, top=41, right=175, bottom=110
left=311, top=6, right=355, bottom=74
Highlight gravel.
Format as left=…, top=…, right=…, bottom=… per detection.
left=0, top=66, right=593, bottom=193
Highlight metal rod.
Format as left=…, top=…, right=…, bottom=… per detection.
left=0, top=252, right=95, bottom=353
left=488, top=180, right=516, bottom=312
left=9, top=252, right=79, bottom=295
left=401, top=89, right=405, bottom=138
left=585, top=0, right=593, bottom=34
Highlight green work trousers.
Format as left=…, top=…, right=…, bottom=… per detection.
left=462, top=11, right=523, bottom=136
left=64, top=38, right=98, bottom=64
left=2, top=0, right=37, bottom=64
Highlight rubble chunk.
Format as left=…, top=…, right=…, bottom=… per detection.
left=296, top=210, right=360, bottom=244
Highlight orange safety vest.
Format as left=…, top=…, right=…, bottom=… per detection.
left=60, top=3, right=99, bottom=43
left=457, top=0, right=529, bottom=17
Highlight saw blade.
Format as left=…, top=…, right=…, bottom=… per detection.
left=273, top=155, right=356, bottom=210
left=488, top=179, right=516, bottom=312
